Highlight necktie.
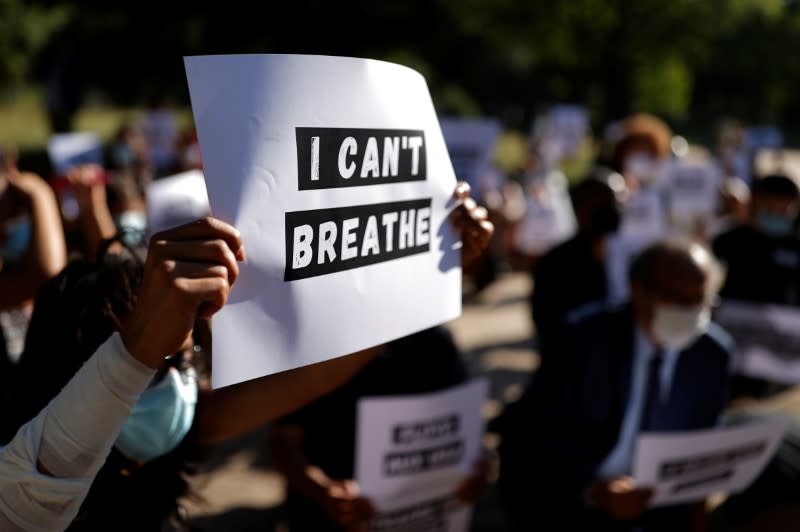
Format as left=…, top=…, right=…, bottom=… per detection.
left=640, top=350, right=663, bottom=432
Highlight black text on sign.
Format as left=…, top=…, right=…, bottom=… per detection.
left=296, top=127, right=427, bottom=190
left=284, top=198, right=433, bottom=281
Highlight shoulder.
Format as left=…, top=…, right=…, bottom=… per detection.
left=701, top=322, right=735, bottom=353
left=712, top=225, right=752, bottom=252
left=690, top=322, right=735, bottom=369
left=568, top=302, right=630, bottom=330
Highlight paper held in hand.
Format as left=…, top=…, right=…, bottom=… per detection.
left=355, top=379, right=488, bottom=532
left=633, top=419, right=788, bottom=507
left=184, top=54, right=461, bottom=388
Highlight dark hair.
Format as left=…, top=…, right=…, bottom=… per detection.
left=629, top=239, right=724, bottom=294
left=14, top=252, right=142, bottom=427
left=12, top=244, right=202, bottom=530
left=751, top=174, right=800, bottom=200
left=570, top=176, right=616, bottom=210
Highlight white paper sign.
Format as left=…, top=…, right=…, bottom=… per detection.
left=515, top=173, right=576, bottom=255
left=438, top=117, right=501, bottom=191
left=667, top=162, right=721, bottom=220
left=633, top=419, right=787, bottom=507
left=621, top=188, right=667, bottom=242
left=185, top=55, right=461, bottom=387
left=532, top=104, right=590, bottom=161
left=368, top=487, right=472, bottom=532
left=47, top=132, right=103, bottom=175
left=146, top=169, right=211, bottom=237
left=714, top=300, right=800, bottom=384
left=356, top=379, right=487, bottom=507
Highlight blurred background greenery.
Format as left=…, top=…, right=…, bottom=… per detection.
left=1, top=0, right=798, bottom=174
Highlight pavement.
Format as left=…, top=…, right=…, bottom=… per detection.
left=183, top=271, right=538, bottom=531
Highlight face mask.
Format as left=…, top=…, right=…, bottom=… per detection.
left=590, top=204, right=622, bottom=237
left=115, top=367, right=197, bottom=463
left=651, top=303, right=710, bottom=351
left=0, top=217, right=32, bottom=262
left=112, top=144, right=134, bottom=167
left=755, top=211, right=794, bottom=238
left=624, top=153, right=657, bottom=182
left=114, top=211, right=147, bottom=248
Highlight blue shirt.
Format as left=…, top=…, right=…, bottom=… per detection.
left=596, top=326, right=680, bottom=478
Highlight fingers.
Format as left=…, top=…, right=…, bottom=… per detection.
left=151, top=217, right=246, bottom=261
left=150, top=239, right=240, bottom=285
left=453, top=181, right=472, bottom=200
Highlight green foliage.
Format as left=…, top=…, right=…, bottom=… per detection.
left=4, top=0, right=800, bottom=136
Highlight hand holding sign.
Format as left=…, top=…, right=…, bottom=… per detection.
left=586, top=476, right=654, bottom=521
left=120, top=217, right=245, bottom=369
left=185, top=54, right=462, bottom=387
left=450, top=182, right=493, bottom=268
left=319, top=478, right=375, bottom=531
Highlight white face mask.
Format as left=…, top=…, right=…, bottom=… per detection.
left=651, top=303, right=711, bottom=351
left=624, top=152, right=657, bottom=182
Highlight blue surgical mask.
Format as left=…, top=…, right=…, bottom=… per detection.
left=114, top=211, right=147, bottom=248
left=0, top=217, right=32, bottom=262
left=755, top=211, right=794, bottom=238
left=115, top=367, right=197, bottom=463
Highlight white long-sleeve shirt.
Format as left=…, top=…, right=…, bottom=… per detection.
left=0, top=333, right=155, bottom=531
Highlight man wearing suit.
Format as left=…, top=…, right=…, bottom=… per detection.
left=498, top=239, right=732, bottom=532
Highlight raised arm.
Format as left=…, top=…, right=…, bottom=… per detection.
left=0, top=172, right=67, bottom=310
left=195, top=345, right=382, bottom=444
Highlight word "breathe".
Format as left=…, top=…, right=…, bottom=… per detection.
left=284, top=198, right=432, bottom=281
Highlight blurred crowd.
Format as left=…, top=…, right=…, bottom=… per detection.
left=0, top=104, right=798, bottom=532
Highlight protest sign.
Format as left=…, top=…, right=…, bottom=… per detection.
left=185, top=54, right=461, bottom=387
left=605, top=190, right=667, bottom=303
left=714, top=300, right=800, bottom=384
left=47, top=132, right=105, bottom=220
left=438, top=117, right=501, bottom=191
left=532, top=104, right=590, bottom=162
left=47, top=132, right=104, bottom=175
left=620, top=188, right=667, bottom=241
left=355, top=379, right=487, bottom=513
left=515, top=173, right=576, bottom=256
left=146, top=169, right=210, bottom=237
left=368, top=489, right=472, bottom=532
left=666, top=162, right=721, bottom=221
left=633, top=419, right=787, bottom=507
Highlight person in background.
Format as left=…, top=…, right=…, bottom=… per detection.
left=108, top=123, right=154, bottom=192
left=106, top=174, right=148, bottom=249
left=713, top=174, right=800, bottom=307
left=611, top=114, right=673, bottom=193
left=0, top=157, right=67, bottom=314
left=709, top=173, right=800, bottom=531
left=4, top=218, right=381, bottom=531
left=530, top=171, right=626, bottom=354
left=270, top=327, right=486, bottom=532
left=3, top=182, right=492, bottom=531
left=707, top=177, right=751, bottom=240
left=498, top=239, right=731, bottom=532
left=270, top=185, right=494, bottom=531
left=141, top=98, right=179, bottom=176
left=0, top=154, right=67, bottom=442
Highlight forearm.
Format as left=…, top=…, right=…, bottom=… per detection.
left=26, top=175, right=67, bottom=278
left=270, top=427, right=330, bottom=504
left=0, top=333, right=155, bottom=531
left=79, top=200, right=117, bottom=259
left=196, top=346, right=382, bottom=444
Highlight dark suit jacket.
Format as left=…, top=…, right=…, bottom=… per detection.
left=498, top=305, right=733, bottom=531
left=530, top=233, right=607, bottom=352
